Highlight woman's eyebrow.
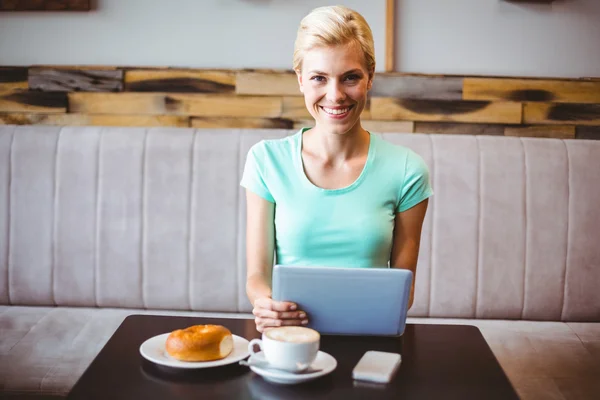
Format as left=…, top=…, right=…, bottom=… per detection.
left=307, top=69, right=363, bottom=75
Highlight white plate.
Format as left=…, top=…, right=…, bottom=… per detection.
left=248, top=351, right=337, bottom=385
left=139, top=333, right=250, bottom=369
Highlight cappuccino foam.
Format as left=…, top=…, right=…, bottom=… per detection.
left=266, top=326, right=319, bottom=343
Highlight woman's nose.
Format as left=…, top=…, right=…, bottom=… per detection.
left=326, top=82, right=345, bottom=103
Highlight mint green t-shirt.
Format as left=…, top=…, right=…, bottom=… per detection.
left=240, top=128, right=433, bottom=268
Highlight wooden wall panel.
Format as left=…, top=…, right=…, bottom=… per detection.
left=0, top=67, right=28, bottom=91
left=576, top=126, right=600, bottom=140
left=504, top=125, right=575, bottom=139
left=166, top=94, right=281, bottom=117
left=371, top=98, right=522, bottom=124
left=29, top=68, right=123, bottom=92
left=0, top=113, right=188, bottom=127
left=125, top=70, right=235, bottom=93
left=282, top=97, right=311, bottom=119
left=191, top=117, right=293, bottom=129
left=362, top=120, right=414, bottom=133
left=0, top=90, right=67, bottom=113
left=236, top=72, right=299, bottom=96
left=293, top=119, right=315, bottom=129
left=0, top=0, right=90, bottom=11
left=87, top=115, right=189, bottom=127
left=0, top=66, right=596, bottom=139
left=0, top=113, right=87, bottom=125
left=69, top=93, right=165, bottom=115
left=464, top=78, right=600, bottom=103
left=523, top=103, right=600, bottom=126
left=414, top=122, right=505, bottom=136
left=371, top=75, right=463, bottom=100
left=69, top=93, right=281, bottom=117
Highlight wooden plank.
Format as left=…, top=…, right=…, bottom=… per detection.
left=576, top=126, right=600, bottom=140
left=0, top=113, right=189, bottom=127
left=464, top=78, right=600, bottom=103
left=69, top=93, right=282, bottom=117
left=167, top=94, right=282, bottom=118
left=523, top=103, right=600, bottom=126
left=385, top=0, right=395, bottom=72
left=87, top=115, right=189, bottom=127
left=0, top=67, right=28, bottom=91
left=0, top=113, right=88, bottom=125
left=30, top=64, right=118, bottom=70
left=0, top=90, right=67, bottom=113
left=371, top=75, right=463, bottom=100
left=29, top=68, right=123, bottom=92
left=362, top=120, right=414, bottom=133
left=282, top=97, right=311, bottom=119
left=125, top=70, right=235, bottom=93
left=414, top=122, right=505, bottom=136
left=69, top=93, right=164, bottom=115
left=504, top=125, right=575, bottom=139
left=0, top=0, right=91, bottom=11
left=371, top=98, right=522, bottom=123
left=236, top=72, right=299, bottom=96
left=293, top=119, right=315, bottom=129
left=191, top=117, right=293, bottom=129
left=282, top=97, right=372, bottom=119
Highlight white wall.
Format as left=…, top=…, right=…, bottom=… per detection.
left=0, top=0, right=599, bottom=78
left=397, top=0, right=600, bottom=78
left=0, top=0, right=385, bottom=70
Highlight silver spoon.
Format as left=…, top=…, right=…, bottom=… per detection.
left=239, top=359, right=322, bottom=374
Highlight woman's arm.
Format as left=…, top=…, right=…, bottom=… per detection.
left=390, top=199, right=429, bottom=309
left=245, top=190, right=276, bottom=305
left=245, top=190, right=306, bottom=332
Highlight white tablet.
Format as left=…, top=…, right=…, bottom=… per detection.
left=271, top=265, right=413, bottom=337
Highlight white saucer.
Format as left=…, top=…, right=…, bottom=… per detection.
left=139, top=333, right=250, bottom=369
left=248, top=351, right=337, bottom=385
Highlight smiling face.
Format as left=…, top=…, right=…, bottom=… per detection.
left=296, top=41, right=373, bottom=136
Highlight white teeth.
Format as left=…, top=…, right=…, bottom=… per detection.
left=322, top=106, right=350, bottom=115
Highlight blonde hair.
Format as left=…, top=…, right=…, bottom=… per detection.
left=293, top=6, right=375, bottom=75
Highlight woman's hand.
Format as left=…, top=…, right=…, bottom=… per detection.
left=252, top=297, right=308, bottom=333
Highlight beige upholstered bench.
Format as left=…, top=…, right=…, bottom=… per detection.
left=1, top=125, right=598, bottom=399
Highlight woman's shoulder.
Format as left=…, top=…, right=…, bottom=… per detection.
left=248, top=130, right=300, bottom=157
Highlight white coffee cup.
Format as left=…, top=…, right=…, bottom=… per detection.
left=248, top=326, right=320, bottom=372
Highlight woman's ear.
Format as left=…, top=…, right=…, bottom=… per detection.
left=296, top=70, right=304, bottom=94
left=367, top=71, right=374, bottom=91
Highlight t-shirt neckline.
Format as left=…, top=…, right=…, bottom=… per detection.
left=296, top=127, right=376, bottom=194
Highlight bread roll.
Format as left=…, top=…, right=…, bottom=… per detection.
left=165, top=324, right=234, bottom=362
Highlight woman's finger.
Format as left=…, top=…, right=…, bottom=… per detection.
left=254, top=297, right=297, bottom=312
left=252, top=307, right=278, bottom=319
left=271, top=300, right=298, bottom=312
left=258, top=318, right=307, bottom=328
left=253, top=308, right=305, bottom=320
left=276, top=311, right=306, bottom=320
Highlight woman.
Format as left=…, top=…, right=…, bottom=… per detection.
left=241, top=6, right=432, bottom=333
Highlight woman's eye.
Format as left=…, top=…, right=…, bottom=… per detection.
left=311, top=76, right=325, bottom=82
left=345, top=74, right=360, bottom=82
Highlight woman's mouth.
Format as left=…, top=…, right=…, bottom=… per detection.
left=319, top=105, right=355, bottom=118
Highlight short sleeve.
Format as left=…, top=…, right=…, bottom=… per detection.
left=396, top=150, right=433, bottom=213
left=240, top=142, right=275, bottom=203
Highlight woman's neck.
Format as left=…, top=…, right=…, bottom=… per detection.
left=303, top=122, right=370, bottom=164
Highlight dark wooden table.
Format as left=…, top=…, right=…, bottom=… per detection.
left=67, top=314, right=519, bottom=400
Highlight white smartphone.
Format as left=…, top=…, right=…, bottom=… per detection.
left=352, top=351, right=402, bottom=384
